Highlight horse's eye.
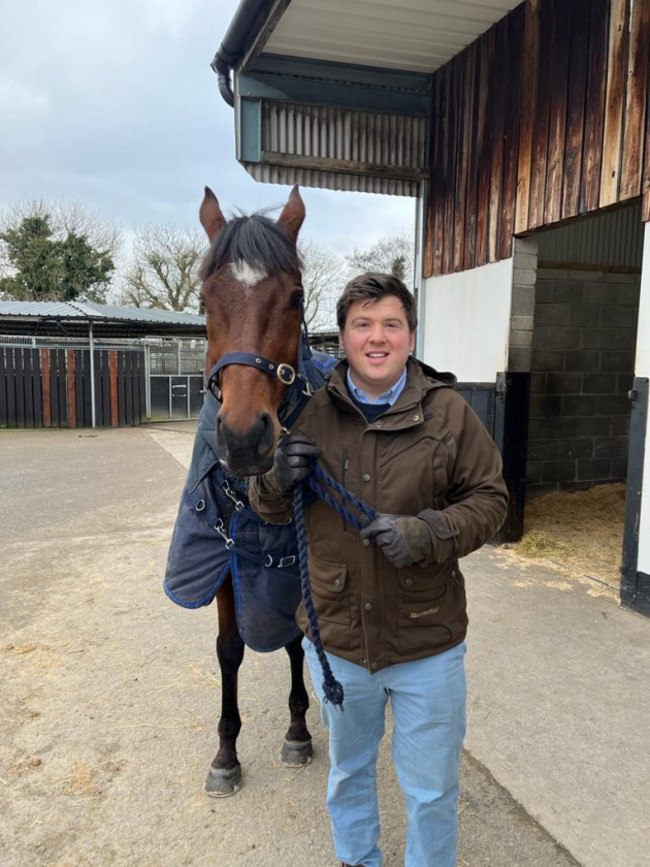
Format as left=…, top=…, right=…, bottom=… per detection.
left=198, top=298, right=206, bottom=315
left=289, top=290, right=304, bottom=310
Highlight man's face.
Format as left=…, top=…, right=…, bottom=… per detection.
left=339, top=295, right=415, bottom=400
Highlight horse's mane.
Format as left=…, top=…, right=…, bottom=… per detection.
left=200, top=213, right=302, bottom=282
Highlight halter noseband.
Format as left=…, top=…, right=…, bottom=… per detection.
left=207, top=352, right=304, bottom=402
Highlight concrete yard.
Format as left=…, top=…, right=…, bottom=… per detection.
left=1, top=423, right=647, bottom=866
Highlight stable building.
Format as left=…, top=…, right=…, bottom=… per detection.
left=214, top=0, right=650, bottom=617
left=0, top=301, right=207, bottom=427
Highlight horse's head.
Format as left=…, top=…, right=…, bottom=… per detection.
left=198, top=185, right=306, bottom=477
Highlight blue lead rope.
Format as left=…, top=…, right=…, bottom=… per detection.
left=293, top=462, right=380, bottom=710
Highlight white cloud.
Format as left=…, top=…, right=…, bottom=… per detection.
left=0, top=0, right=418, bottom=260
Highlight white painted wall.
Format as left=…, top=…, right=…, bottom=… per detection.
left=635, top=223, right=650, bottom=574
left=420, top=257, right=513, bottom=381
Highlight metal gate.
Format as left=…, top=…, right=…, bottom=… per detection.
left=146, top=340, right=205, bottom=421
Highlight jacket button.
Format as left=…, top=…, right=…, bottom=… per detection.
left=371, top=662, right=378, bottom=670
left=451, top=570, right=457, bottom=578
left=364, top=602, right=373, bottom=611
left=362, top=473, right=371, bottom=482
left=334, top=578, right=342, bottom=587
left=405, top=577, right=414, bottom=587
left=362, top=538, right=371, bottom=547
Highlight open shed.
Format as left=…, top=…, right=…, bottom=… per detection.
left=0, top=301, right=206, bottom=427
left=214, top=0, right=650, bottom=617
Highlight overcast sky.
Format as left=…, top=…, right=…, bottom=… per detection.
left=0, top=0, right=415, bottom=265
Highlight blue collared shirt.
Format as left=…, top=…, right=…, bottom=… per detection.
left=346, top=366, right=407, bottom=405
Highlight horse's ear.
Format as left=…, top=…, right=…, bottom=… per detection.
left=277, top=185, right=305, bottom=243
left=199, top=186, right=227, bottom=242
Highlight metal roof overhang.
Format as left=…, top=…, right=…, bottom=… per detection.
left=0, top=303, right=206, bottom=339
left=0, top=318, right=207, bottom=339
left=216, top=0, right=522, bottom=195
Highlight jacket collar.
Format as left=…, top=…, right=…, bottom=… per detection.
left=328, top=356, right=456, bottom=417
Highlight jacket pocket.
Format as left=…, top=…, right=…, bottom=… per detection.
left=307, top=552, right=350, bottom=626
left=396, top=577, right=467, bottom=655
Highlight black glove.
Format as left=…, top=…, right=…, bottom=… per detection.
left=272, top=433, right=322, bottom=493
left=360, top=514, right=432, bottom=568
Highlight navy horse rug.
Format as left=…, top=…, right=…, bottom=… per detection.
left=164, top=349, right=337, bottom=652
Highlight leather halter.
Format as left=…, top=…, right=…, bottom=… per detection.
left=206, top=351, right=304, bottom=402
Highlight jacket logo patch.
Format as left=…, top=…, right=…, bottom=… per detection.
left=409, top=606, right=440, bottom=619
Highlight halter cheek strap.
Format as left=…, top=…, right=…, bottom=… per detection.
left=207, top=352, right=298, bottom=401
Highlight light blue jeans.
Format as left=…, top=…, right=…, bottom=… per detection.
left=303, top=638, right=467, bottom=867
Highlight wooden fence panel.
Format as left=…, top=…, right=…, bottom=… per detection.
left=66, top=350, right=77, bottom=428
left=0, top=348, right=7, bottom=427
left=110, top=350, right=120, bottom=427
left=600, top=0, right=629, bottom=207
left=443, top=57, right=460, bottom=275
left=499, top=4, right=524, bottom=260
left=488, top=16, right=507, bottom=263
left=580, top=0, right=609, bottom=213
left=0, top=345, right=149, bottom=428
left=49, top=349, right=68, bottom=427
left=463, top=41, right=480, bottom=271
left=424, top=0, right=650, bottom=278
left=544, top=0, right=571, bottom=225
left=74, top=350, right=92, bottom=428
left=621, top=0, right=650, bottom=200
left=515, top=0, right=540, bottom=234
left=528, top=0, right=553, bottom=230
left=562, top=0, right=590, bottom=219
left=475, top=29, right=494, bottom=267
left=453, top=50, right=472, bottom=272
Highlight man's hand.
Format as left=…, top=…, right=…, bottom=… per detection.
left=272, top=433, right=322, bottom=493
left=360, top=514, right=432, bottom=568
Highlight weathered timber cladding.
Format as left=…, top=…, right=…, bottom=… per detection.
left=0, top=347, right=145, bottom=428
left=426, top=0, right=650, bottom=277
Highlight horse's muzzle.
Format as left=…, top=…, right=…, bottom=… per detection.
left=216, top=410, right=276, bottom=477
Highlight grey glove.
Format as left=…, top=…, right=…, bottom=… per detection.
left=272, top=433, right=322, bottom=493
left=360, top=514, right=432, bottom=568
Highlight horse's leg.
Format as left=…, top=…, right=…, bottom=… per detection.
left=279, top=634, right=313, bottom=766
left=205, top=575, right=245, bottom=797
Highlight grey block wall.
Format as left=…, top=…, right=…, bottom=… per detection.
left=527, top=268, right=640, bottom=496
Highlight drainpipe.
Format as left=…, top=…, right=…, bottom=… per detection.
left=211, top=0, right=269, bottom=107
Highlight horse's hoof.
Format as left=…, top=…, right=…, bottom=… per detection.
left=204, top=764, right=242, bottom=798
left=280, top=738, right=313, bottom=767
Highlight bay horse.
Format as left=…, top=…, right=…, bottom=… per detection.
left=166, top=185, right=320, bottom=797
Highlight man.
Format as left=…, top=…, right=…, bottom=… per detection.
left=249, top=273, right=508, bottom=867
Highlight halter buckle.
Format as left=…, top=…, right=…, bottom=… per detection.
left=276, top=363, right=296, bottom=386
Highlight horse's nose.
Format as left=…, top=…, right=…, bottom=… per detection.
left=216, top=410, right=276, bottom=475
left=255, top=411, right=275, bottom=457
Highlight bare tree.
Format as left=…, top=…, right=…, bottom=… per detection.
left=299, top=240, right=346, bottom=331
left=120, top=226, right=206, bottom=312
left=345, top=233, right=415, bottom=285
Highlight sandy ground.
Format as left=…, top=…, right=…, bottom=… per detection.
left=0, top=425, right=583, bottom=866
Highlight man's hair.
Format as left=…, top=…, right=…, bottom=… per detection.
left=336, top=272, right=417, bottom=332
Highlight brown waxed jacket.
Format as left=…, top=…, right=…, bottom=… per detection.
left=249, top=357, right=508, bottom=672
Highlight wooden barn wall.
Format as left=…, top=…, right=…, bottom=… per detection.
left=424, top=0, right=650, bottom=278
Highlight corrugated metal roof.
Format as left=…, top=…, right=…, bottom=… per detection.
left=260, top=0, right=522, bottom=74
left=536, top=200, right=644, bottom=269
left=249, top=100, right=427, bottom=196
left=0, top=301, right=204, bottom=326
left=0, top=301, right=206, bottom=338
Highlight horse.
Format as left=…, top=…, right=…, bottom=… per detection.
left=165, top=185, right=327, bottom=797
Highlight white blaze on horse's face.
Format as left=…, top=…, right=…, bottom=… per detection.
left=230, top=261, right=267, bottom=294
